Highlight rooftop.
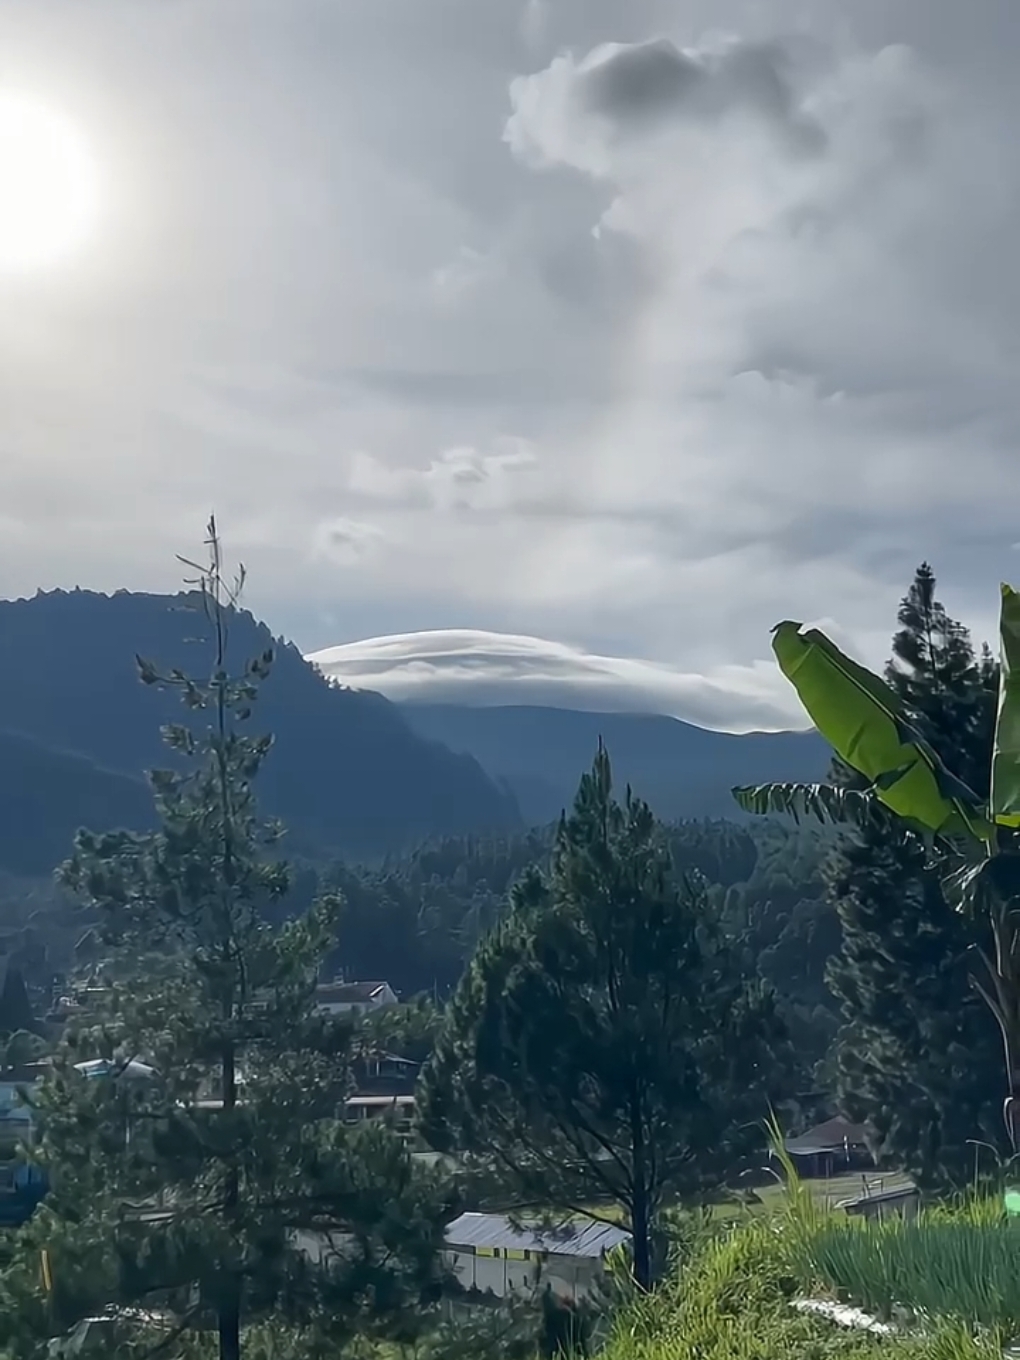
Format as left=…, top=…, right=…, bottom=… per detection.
left=315, top=981, right=394, bottom=1004
left=445, top=1212, right=630, bottom=1259
left=784, top=1116, right=869, bottom=1157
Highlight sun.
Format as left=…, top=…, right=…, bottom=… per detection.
left=0, top=93, right=99, bottom=273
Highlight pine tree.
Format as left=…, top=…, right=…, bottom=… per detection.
left=0, top=523, right=454, bottom=1360
left=826, top=563, right=1004, bottom=1186
left=418, top=746, right=796, bottom=1290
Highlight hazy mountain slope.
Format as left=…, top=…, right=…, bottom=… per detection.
left=0, top=590, right=519, bottom=869
left=0, top=729, right=154, bottom=877
left=401, top=703, right=829, bottom=825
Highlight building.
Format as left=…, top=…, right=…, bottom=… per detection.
left=343, top=1093, right=416, bottom=1140
left=839, top=1179, right=919, bottom=1222
left=0, top=1063, right=48, bottom=1225
left=351, top=1050, right=419, bottom=1094
left=295, top=1211, right=629, bottom=1302
left=0, top=1062, right=46, bottom=1151
left=314, top=980, right=398, bottom=1017
left=443, top=1212, right=630, bottom=1302
left=781, top=1116, right=873, bottom=1179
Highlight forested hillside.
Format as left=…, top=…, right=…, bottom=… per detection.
left=0, top=588, right=519, bottom=867
left=314, top=817, right=840, bottom=1067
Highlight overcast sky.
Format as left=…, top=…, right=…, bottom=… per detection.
left=1, top=0, right=1018, bottom=728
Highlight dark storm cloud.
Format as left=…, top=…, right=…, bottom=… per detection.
left=575, top=36, right=826, bottom=153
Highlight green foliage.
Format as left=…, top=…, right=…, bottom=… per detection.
left=356, top=995, right=444, bottom=1067
left=824, top=566, right=1004, bottom=1187
left=0, top=524, right=455, bottom=1360
left=733, top=784, right=896, bottom=834
left=419, top=745, right=798, bottom=1290
left=796, top=1211, right=1020, bottom=1334
left=0, top=583, right=518, bottom=879
left=595, top=1212, right=935, bottom=1360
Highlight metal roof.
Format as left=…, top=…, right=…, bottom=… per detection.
left=784, top=1116, right=868, bottom=1156
left=346, top=1094, right=415, bottom=1107
left=315, top=981, right=393, bottom=1004
left=444, top=1212, right=630, bottom=1259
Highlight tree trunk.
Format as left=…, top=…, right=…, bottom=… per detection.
left=218, top=1294, right=241, bottom=1360
left=219, top=1042, right=241, bottom=1360
left=630, top=1185, right=652, bottom=1292
left=628, top=1084, right=653, bottom=1290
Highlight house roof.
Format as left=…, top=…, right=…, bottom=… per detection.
left=444, top=1212, right=630, bottom=1259
left=838, top=1178, right=917, bottom=1211
left=74, top=1058, right=157, bottom=1082
left=346, top=1094, right=416, bottom=1108
left=785, top=1116, right=869, bottom=1156
left=315, top=981, right=393, bottom=1004
left=0, top=1062, right=48, bottom=1086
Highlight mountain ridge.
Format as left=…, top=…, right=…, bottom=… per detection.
left=401, top=701, right=829, bottom=825
left=0, top=589, right=520, bottom=871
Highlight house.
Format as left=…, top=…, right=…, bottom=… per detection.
left=839, top=1179, right=919, bottom=1222
left=781, top=1116, right=873, bottom=1179
left=314, top=980, right=398, bottom=1017
left=0, top=1062, right=47, bottom=1149
left=350, top=1051, right=419, bottom=1096
left=0, top=1063, right=49, bottom=1225
left=443, top=1212, right=630, bottom=1302
left=294, top=1211, right=629, bottom=1301
left=343, top=1093, right=416, bottom=1140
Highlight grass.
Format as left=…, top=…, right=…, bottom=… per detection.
left=590, top=1117, right=1017, bottom=1360
left=597, top=1213, right=1001, bottom=1360
left=711, top=1171, right=916, bottom=1221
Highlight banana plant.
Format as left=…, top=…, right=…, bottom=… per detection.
left=733, top=586, right=1020, bottom=1151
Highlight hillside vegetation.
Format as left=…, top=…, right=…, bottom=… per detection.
left=0, top=588, right=520, bottom=867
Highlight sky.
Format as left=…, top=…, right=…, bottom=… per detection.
left=1, top=0, right=1019, bottom=729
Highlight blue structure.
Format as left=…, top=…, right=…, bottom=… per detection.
left=0, top=1161, right=48, bottom=1226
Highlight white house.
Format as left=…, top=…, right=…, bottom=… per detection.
left=443, top=1212, right=630, bottom=1303
left=313, top=980, right=398, bottom=1017
left=293, top=1211, right=629, bottom=1303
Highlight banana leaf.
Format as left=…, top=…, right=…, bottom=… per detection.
left=764, top=621, right=990, bottom=842
left=991, top=583, right=1020, bottom=827
left=732, top=782, right=893, bottom=831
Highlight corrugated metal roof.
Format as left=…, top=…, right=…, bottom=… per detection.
left=785, top=1116, right=868, bottom=1155
left=445, top=1212, right=630, bottom=1259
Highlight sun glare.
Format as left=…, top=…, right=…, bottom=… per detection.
left=0, top=93, right=99, bottom=273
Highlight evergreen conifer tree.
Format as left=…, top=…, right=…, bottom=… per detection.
left=826, top=563, right=1004, bottom=1185
left=0, top=523, right=454, bottom=1360
left=418, top=746, right=795, bottom=1289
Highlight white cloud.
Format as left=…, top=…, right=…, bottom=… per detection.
left=307, top=628, right=805, bottom=732
left=346, top=440, right=539, bottom=512
left=0, top=0, right=1016, bottom=728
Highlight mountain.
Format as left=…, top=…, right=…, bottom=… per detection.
left=0, top=730, right=154, bottom=878
left=401, top=703, right=829, bottom=825
left=0, top=589, right=519, bottom=873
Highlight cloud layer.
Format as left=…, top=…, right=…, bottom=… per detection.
left=0, top=0, right=1016, bottom=726
left=309, top=627, right=826, bottom=732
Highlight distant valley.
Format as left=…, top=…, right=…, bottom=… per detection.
left=402, top=702, right=829, bottom=826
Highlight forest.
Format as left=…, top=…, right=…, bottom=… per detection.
left=0, top=548, right=1009, bottom=1360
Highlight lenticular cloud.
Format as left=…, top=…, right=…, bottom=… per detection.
left=305, top=629, right=806, bottom=733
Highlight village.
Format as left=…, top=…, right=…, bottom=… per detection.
left=0, top=957, right=921, bottom=1311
